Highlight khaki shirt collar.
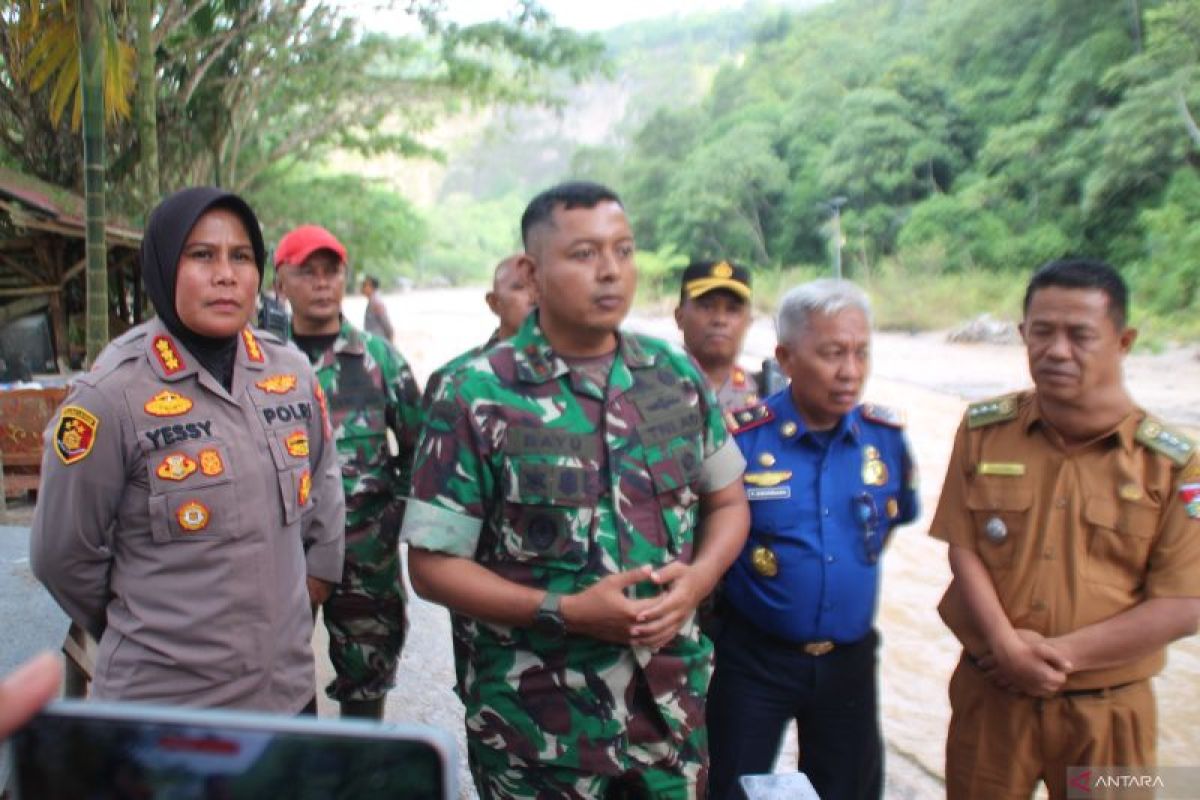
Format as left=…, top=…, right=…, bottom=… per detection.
left=1023, top=390, right=1138, bottom=453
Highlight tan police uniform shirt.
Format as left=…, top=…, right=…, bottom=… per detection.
left=930, top=390, right=1200, bottom=691
left=714, top=365, right=760, bottom=412
left=31, top=317, right=345, bottom=712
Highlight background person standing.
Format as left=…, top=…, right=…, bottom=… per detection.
left=674, top=259, right=759, bottom=412
left=275, top=225, right=423, bottom=720
left=361, top=274, right=395, bottom=343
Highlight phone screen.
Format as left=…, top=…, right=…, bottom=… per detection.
left=10, top=701, right=453, bottom=799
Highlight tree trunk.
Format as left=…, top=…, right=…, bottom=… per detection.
left=136, top=0, right=160, bottom=215
left=78, top=0, right=108, bottom=366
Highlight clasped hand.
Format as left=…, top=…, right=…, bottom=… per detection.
left=561, top=561, right=706, bottom=651
left=977, top=629, right=1073, bottom=697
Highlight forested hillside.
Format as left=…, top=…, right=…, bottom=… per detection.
left=583, top=0, right=1198, bottom=332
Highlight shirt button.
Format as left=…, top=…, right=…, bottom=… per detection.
left=823, top=508, right=830, bottom=517
left=1043, top=551, right=1053, bottom=559
left=1055, top=498, right=1067, bottom=508
left=1031, top=600, right=1046, bottom=611
left=826, top=555, right=835, bottom=564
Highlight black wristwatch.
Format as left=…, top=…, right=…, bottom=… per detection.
left=533, top=592, right=567, bottom=640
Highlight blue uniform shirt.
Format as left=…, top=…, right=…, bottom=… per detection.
left=724, top=389, right=919, bottom=643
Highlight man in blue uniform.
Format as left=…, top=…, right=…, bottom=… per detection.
left=707, top=279, right=919, bottom=800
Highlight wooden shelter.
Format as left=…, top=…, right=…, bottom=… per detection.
left=0, top=165, right=142, bottom=372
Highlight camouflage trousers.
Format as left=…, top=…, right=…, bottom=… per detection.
left=467, top=668, right=706, bottom=800
left=321, top=509, right=407, bottom=702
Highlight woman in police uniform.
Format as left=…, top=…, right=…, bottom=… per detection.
left=30, top=187, right=345, bottom=713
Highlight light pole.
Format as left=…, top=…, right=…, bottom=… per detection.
left=826, top=196, right=848, bottom=280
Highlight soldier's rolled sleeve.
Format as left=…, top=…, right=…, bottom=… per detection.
left=29, top=386, right=124, bottom=639
left=1144, top=455, right=1200, bottom=598
left=303, top=380, right=346, bottom=583
left=402, top=500, right=483, bottom=557
left=928, top=417, right=975, bottom=549
left=698, top=436, right=747, bottom=493
left=401, top=376, right=490, bottom=559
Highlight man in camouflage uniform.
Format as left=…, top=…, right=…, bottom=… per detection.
left=403, top=182, right=751, bottom=799
left=422, top=252, right=535, bottom=408
left=275, top=224, right=423, bottom=719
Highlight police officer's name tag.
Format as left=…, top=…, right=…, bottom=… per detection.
left=747, top=486, right=791, bottom=501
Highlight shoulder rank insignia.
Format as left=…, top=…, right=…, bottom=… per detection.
left=726, top=403, right=773, bottom=435
left=241, top=328, right=264, bottom=363
left=157, top=453, right=197, bottom=481
left=967, top=394, right=1020, bottom=429
left=54, top=405, right=98, bottom=465
left=285, top=430, right=309, bottom=458
left=861, top=403, right=905, bottom=428
left=1136, top=418, right=1195, bottom=467
left=144, top=389, right=193, bottom=417
left=152, top=335, right=185, bottom=376
left=177, top=500, right=211, bottom=532
left=256, top=374, right=297, bottom=394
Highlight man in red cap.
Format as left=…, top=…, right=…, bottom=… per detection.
left=275, top=224, right=423, bottom=719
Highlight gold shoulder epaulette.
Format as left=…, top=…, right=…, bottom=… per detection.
left=967, top=394, right=1020, bottom=429
left=861, top=403, right=905, bottom=428
left=726, top=403, right=773, bottom=435
left=1135, top=417, right=1195, bottom=467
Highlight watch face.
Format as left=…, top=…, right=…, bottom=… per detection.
left=534, top=598, right=566, bottom=639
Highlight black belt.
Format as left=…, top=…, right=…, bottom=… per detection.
left=726, top=605, right=869, bottom=656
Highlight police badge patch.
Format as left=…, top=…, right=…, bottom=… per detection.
left=54, top=405, right=99, bottom=465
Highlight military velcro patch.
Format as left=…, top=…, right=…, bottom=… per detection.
left=861, top=403, right=905, bottom=428
left=54, top=405, right=98, bottom=465
left=967, top=394, right=1019, bottom=429
left=728, top=403, right=773, bottom=435
left=1136, top=418, right=1195, bottom=467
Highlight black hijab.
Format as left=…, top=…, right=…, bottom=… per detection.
left=141, top=187, right=266, bottom=389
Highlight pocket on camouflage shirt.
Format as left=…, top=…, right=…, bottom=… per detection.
left=500, top=458, right=596, bottom=568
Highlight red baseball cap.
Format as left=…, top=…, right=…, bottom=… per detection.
left=274, top=224, right=347, bottom=268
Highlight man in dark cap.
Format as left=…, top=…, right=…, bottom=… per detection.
left=275, top=224, right=423, bottom=720
left=675, top=260, right=760, bottom=412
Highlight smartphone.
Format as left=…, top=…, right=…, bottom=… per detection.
left=7, top=699, right=457, bottom=799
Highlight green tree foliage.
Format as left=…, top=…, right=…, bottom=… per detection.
left=599, top=0, right=1200, bottom=320
left=0, top=2, right=605, bottom=216
left=247, top=170, right=426, bottom=286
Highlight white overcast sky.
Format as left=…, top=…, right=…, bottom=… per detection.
left=345, top=0, right=749, bottom=34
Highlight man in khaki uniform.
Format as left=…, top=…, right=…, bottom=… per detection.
left=931, top=258, right=1200, bottom=799
left=675, top=260, right=760, bottom=412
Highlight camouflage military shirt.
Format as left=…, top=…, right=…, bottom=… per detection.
left=403, top=312, right=745, bottom=775
left=300, top=318, right=423, bottom=701
left=420, top=329, right=500, bottom=410
left=306, top=318, right=422, bottom=519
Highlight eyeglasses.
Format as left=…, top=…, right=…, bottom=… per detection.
left=853, top=492, right=881, bottom=563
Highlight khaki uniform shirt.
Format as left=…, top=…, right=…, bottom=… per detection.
left=31, top=318, right=345, bottom=712
left=714, top=365, right=760, bottom=412
left=930, top=391, right=1200, bottom=690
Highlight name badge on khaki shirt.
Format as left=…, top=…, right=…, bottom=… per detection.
left=977, top=462, right=1026, bottom=477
